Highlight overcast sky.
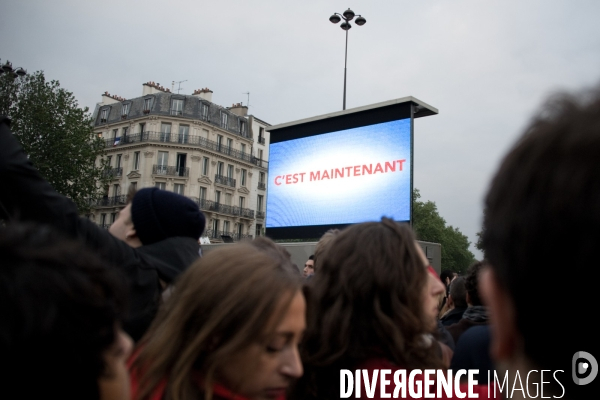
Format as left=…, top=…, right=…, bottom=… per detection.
left=3, top=0, right=600, bottom=259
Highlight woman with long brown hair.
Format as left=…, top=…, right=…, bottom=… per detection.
left=130, top=242, right=305, bottom=400
left=292, top=218, right=446, bottom=400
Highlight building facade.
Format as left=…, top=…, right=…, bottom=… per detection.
left=91, top=82, right=270, bottom=242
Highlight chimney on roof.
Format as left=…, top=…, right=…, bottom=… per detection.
left=143, top=81, right=172, bottom=95
left=192, top=87, right=213, bottom=102
left=228, top=102, right=248, bottom=117
left=101, top=91, right=121, bottom=105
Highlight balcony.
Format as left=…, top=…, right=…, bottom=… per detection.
left=103, top=167, right=122, bottom=179
left=103, top=131, right=267, bottom=168
left=215, top=174, right=236, bottom=188
left=258, top=182, right=266, bottom=190
left=170, top=109, right=183, bottom=116
left=256, top=211, right=265, bottom=219
left=94, top=195, right=127, bottom=208
left=258, top=137, right=265, bottom=145
left=190, top=198, right=254, bottom=219
left=153, top=165, right=189, bottom=177
left=204, top=229, right=253, bottom=241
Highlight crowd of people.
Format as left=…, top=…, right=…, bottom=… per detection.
left=1, top=83, right=599, bottom=399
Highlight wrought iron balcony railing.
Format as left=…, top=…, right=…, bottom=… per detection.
left=203, top=230, right=253, bottom=241
left=215, top=174, right=236, bottom=188
left=102, top=167, right=122, bottom=178
left=152, top=164, right=189, bottom=177
left=189, top=198, right=255, bottom=219
left=258, top=182, right=266, bottom=190
left=256, top=211, right=265, bottom=219
left=94, top=195, right=127, bottom=207
left=103, top=131, right=267, bottom=168
left=258, top=137, right=265, bottom=145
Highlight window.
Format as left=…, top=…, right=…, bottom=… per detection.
left=239, top=196, right=245, bottom=208
left=240, top=143, right=246, bottom=155
left=202, top=157, right=209, bottom=176
left=113, top=184, right=120, bottom=197
left=256, top=224, right=262, bottom=237
left=100, top=213, right=107, bottom=226
left=258, top=149, right=263, bottom=160
left=223, top=221, right=230, bottom=233
left=144, top=98, right=152, bottom=111
left=226, top=138, right=233, bottom=154
left=107, top=155, right=112, bottom=166
left=121, top=103, right=130, bottom=116
left=202, top=128, right=209, bottom=139
left=111, top=212, right=117, bottom=223
left=240, top=120, right=247, bottom=136
left=173, top=183, right=185, bottom=195
left=112, top=129, right=118, bottom=138
left=100, top=109, right=108, bottom=122
left=201, top=103, right=209, bottom=120
left=139, top=123, right=145, bottom=133
left=133, top=151, right=140, bottom=170
left=176, top=153, right=186, bottom=176
left=155, top=182, right=166, bottom=190
left=259, top=172, right=265, bottom=183
left=257, top=195, right=264, bottom=211
left=178, top=125, right=189, bottom=144
left=217, top=161, right=224, bottom=176
left=122, top=127, right=128, bottom=140
left=212, top=219, right=220, bottom=237
left=130, top=182, right=137, bottom=192
left=216, top=135, right=223, bottom=151
left=171, top=99, right=183, bottom=115
left=227, top=164, right=234, bottom=179
left=259, top=127, right=265, bottom=144
left=215, top=190, right=221, bottom=204
left=241, top=169, right=247, bottom=186
left=221, top=112, right=228, bottom=129
left=199, top=187, right=207, bottom=200
left=160, top=123, right=171, bottom=142
left=116, top=154, right=122, bottom=169
left=225, top=193, right=232, bottom=206
left=237, top=224, right=243, bottom=238
left=157, top=151, right=168, bottom=174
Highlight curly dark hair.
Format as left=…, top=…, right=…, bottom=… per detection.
left=464, top=260, right=485, bottom=306
left=0, top=223, right=126, bottom=400
left=291, top=218, right=444, bottom=400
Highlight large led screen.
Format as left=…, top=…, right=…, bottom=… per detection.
left=267, top=118, right=411, bottom=230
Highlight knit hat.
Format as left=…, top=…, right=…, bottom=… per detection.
left=131, top=187, right=206, bottom=245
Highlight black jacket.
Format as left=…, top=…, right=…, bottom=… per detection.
left=0, top=116, right=200, bottom=341
left=440, top=306, right=467, bottom=327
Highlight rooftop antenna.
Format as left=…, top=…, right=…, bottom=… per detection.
left=173, top=80, right=187, bottom=94
left=243, top=92, right=250, bottom=109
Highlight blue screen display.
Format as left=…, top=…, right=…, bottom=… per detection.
left=266, top=118, right=411, bottom=228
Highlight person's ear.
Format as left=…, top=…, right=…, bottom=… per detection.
left=480, top=267, right=520, bottom=361
left=125, top=227, right=143, bottom=248
left=447, top=294, right=454, bottom=308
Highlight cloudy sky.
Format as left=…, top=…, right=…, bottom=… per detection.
left=3, top=0, right=600, bottom=259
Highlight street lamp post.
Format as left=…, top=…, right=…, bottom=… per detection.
left=0, top=60, right=27, bottom=78
left=329, top=9, right=366, bottom=110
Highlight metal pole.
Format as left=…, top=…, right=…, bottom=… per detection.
left=343, top=28, right=348, bottom=110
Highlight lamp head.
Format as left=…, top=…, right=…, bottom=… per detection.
left=340, top=22, right=351, bottom=31
left=355, top=16, right=366, bottom=26
left=329, top=14, right=341, bottom=24
left=343, top=8, right=355, bottom=21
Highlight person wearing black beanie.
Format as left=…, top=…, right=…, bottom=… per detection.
left=0, top=115, right=206, bottom=341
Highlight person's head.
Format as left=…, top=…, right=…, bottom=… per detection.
left=464, top=261, right=484, bottom=307
left=295, top=218, right=444, bottom=399
left=303, top=255, right=314, bottom=277
left=109, top=187, right=205, bottom=248
left=0, top=223, right=132, bottom=400
left=133, top=242, right=305, bottom=400
left=448, top=276, right=467, bottom=309
left=481, top=86, right=600, bottom=397
left=313, top=228, right=340, bottom=272
left=440, top=270, right=455, bottom=289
